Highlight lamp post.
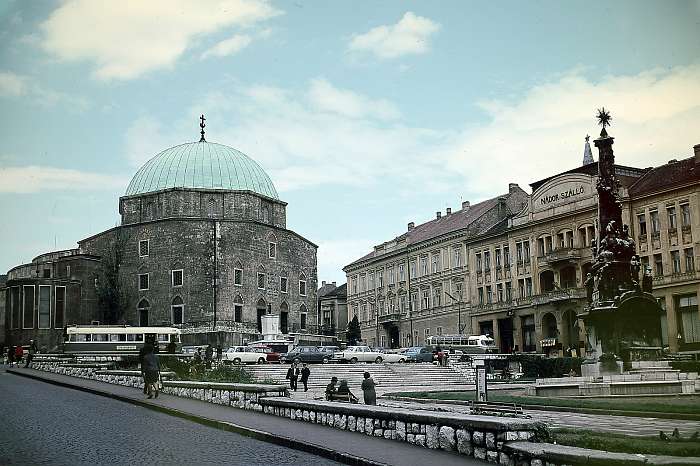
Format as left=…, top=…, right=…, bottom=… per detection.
left=445, top=291, right=467, bottom=335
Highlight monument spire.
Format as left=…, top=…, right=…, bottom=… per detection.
left=582, top=134, right=594, bottom=165
left=199, top=114, right=206, bottom=142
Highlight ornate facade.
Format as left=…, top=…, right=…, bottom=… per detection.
left=345, top=141, right=700, bottom=354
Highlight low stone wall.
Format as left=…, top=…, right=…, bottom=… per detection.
left=260, top=397, right=545, bottom=464
left=160, top=380, right=287, bottom=411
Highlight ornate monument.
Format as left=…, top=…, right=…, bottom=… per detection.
left=580, top=109, right=663, bottom=375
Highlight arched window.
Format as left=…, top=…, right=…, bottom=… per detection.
left=280, top=301, right=289, bottom=334
left=299, top=304, right=308, bottom=331
left=234, top=260, right=243, bottom=286
left=560, top=266, right=577, bottom=289
left=298, top=272, right=307, bottom=296
left=171, top=296, right=184, bottom=325
left=542, top=312, right=558, bottom=339
left=268, top=233, right=277, bottom=259
left=137, top=299, right=150, bottom=327
left=539, top=270, right=555, bottom=293
left=257, top=265, right=266, bottom=290
left=233, top=295, right=243, bottom=323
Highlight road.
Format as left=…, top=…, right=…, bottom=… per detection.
left=0, top=370, right=341, bottom=466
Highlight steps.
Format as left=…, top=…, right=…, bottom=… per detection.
left=246, top=362, right=475, bottom=392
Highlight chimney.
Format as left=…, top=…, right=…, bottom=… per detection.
left=462, top=201, right=470, bottom=210
left=332, top=281, right=336, bottom=286
left=508, top=183, right=519, bottom=192
left=694, top=144, right=700, bottom=164
left=322, top=281, right=326, bottom=287
left=436, top=211, right=442, bottom=219
left=446, top=207, right=452, bottom=215
left=497, top=197, right=507, bottom=218
left=408, top=222, right=415, bottom=231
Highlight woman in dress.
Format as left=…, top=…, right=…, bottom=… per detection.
left=141, top=345, right=161, bottom=399
left=361, top=371, right=376, bottom=405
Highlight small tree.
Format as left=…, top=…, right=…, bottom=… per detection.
left=347, top=314, right=361, bottom=346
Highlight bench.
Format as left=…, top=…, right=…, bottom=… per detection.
left=469, top=400, right=523, bottom=416
left=327, top=392, right=359, bottom=403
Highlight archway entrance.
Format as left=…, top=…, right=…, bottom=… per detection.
left=256, top=298, right=267, bottom=333
left=137, top=299, right=150, bottom=326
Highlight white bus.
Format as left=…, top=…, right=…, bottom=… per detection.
left=425, top=334, right=497, bottom=354
left=63, top=326, right=181, bottom=353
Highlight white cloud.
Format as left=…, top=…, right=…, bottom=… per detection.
left=348, top=12, right=440, bottom=59
left=40, top=0, right=281, bottom=80
left=0, top=166, right=128, bottom=193
left=307, top=78, right=401, bottom=120
left=0, top=71, right=27, bottom=96
left=446, top=64, right=700, bottom=197
left=201, top=34, right=253, bottom=59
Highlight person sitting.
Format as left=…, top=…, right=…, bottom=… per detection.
left=325, top=376, right=338, bottom=401
left=336, top=379, right=359, bottom=403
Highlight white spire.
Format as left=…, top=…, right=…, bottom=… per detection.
left=583, top=134, right=594, bottom=165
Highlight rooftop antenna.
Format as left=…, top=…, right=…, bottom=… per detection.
left=199, top=114, right=206, bottom=142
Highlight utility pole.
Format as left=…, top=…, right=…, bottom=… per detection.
left=445, top=291, right=466, bottom=334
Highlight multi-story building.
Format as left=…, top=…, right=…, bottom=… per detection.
left=345, top=140, right=700, bottom=355
left=317, top=281, right=348, bottom=341
left=3, top=124, right=319, bottom=349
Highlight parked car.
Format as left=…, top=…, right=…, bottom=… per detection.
left=378, top=348, right=407, bottom=363
left=317, top=346, right=339, bottom=355
left=250, top=345, right=281, bottom=363
left=282, top=346, right=332, bottom=364
left=181, top=345, right=206, bottom=355
left=223, top=346, right=267, bottom=365
left=333, top=346, right=383, bottom=363
left=404, top=346, right=434, bottom=363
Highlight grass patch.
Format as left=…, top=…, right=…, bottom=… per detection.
left=390, top=390, right=700, bottom=415
left=552, top=428, right=700, bottom=457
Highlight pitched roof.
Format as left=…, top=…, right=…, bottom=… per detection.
left=317, top=282, right=337, bottom=298
left=529, top=162, right=646, bottom=191
left=344, top=188, right=528, bottom=270
left=629, top=156, right=700, bottom=197
left=323, top=283, right=347, bottom=298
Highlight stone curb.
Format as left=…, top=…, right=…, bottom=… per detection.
left=6, top=370, right=386, bottom=466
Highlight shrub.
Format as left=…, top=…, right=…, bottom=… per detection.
left=598, top=352, right=619, bottom=372
left=670, top=361, right=700, bottom=373
left=512, top=355, right=584, bottom=378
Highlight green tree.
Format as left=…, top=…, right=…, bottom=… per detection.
left=347, top=314, right=361, bottom=346
left=96, top=230, right=131, bottom=324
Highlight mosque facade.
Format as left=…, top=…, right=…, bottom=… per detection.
left=2, top=120, right=318, bottom=349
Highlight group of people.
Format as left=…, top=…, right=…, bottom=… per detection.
left=3, top=340, right=38, bottom=368
left=191, top=344, right=223, bottom=371
left=325, top=372, right=376, bottom=405
left=285, top=362, right=311, bottom=391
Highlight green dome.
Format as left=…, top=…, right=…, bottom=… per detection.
left=125, top=141, right=279, bottom=199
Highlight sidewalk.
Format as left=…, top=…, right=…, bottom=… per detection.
left=5, top=367, right=484, bottom=466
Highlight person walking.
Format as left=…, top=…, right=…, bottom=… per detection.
left=325, top=376, right=338, bottom=400
left=205, top=344, right=213, bottom=369
left=14, top=345, right=23, bottom=367
left=7, top=346, right=15, bottom=367
left=141, top=346, right=161, bottom=399
left=216, top=344, right=223, bottom=364
left=361, top=371, right=377, bottom=405
left=24, top=340, right=38, bottom=368
left=300, top=363, right=311, bottom=392
left=286, top=363, right=299, bottom=391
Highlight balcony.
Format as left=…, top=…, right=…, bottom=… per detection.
left=539, top=247, right=584, bottom=265
left=652, top=270, right=699, bottom=287
left=470, top=288, right=586, bottom=314
left=378, top=312, right=401, bottom=324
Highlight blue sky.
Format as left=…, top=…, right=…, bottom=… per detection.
left=1, top=0, right=699, bottom=284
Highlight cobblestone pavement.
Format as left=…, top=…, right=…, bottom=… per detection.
left=378, top=399, right=700, bottom=437
left=0, top=370, right=341, bottom=466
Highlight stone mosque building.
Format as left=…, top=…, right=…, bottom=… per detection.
left=2, top=118, right=318, bottom=349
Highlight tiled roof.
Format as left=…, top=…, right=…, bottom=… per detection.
left=629, top=156, right=699, bottom=197
left=323, top=283, right=347, bottom=298
left=317, top=283, right=337, bottom=298
left=345, top=188, right=528, bottom=269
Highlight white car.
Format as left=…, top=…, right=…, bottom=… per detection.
left=380, top=350, right=407, bottom=363
left=222, top=346, right=267, bottom=365
left=333, top=346, right=383, bottom=363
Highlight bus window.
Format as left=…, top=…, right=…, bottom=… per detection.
left=109, top=334, right=119, bottom=342
left=93, top=334, right=109, bottom=342
left=118, top=334, right=127, bottom=341
left=127, top=334, right=135, bottom=342
left=135, top=334, right=144, bottom=342
left=158, top=334, right=169, bottom=342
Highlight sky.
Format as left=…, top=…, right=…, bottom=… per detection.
left=1, top=0, right=699, bottom=285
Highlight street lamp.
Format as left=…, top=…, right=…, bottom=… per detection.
left=445, top=291, right=468, bottom=335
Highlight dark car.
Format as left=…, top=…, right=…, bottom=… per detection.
left=405, top=346, right=434, bottom=363
left=282, top=346, right=332, bottom=364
